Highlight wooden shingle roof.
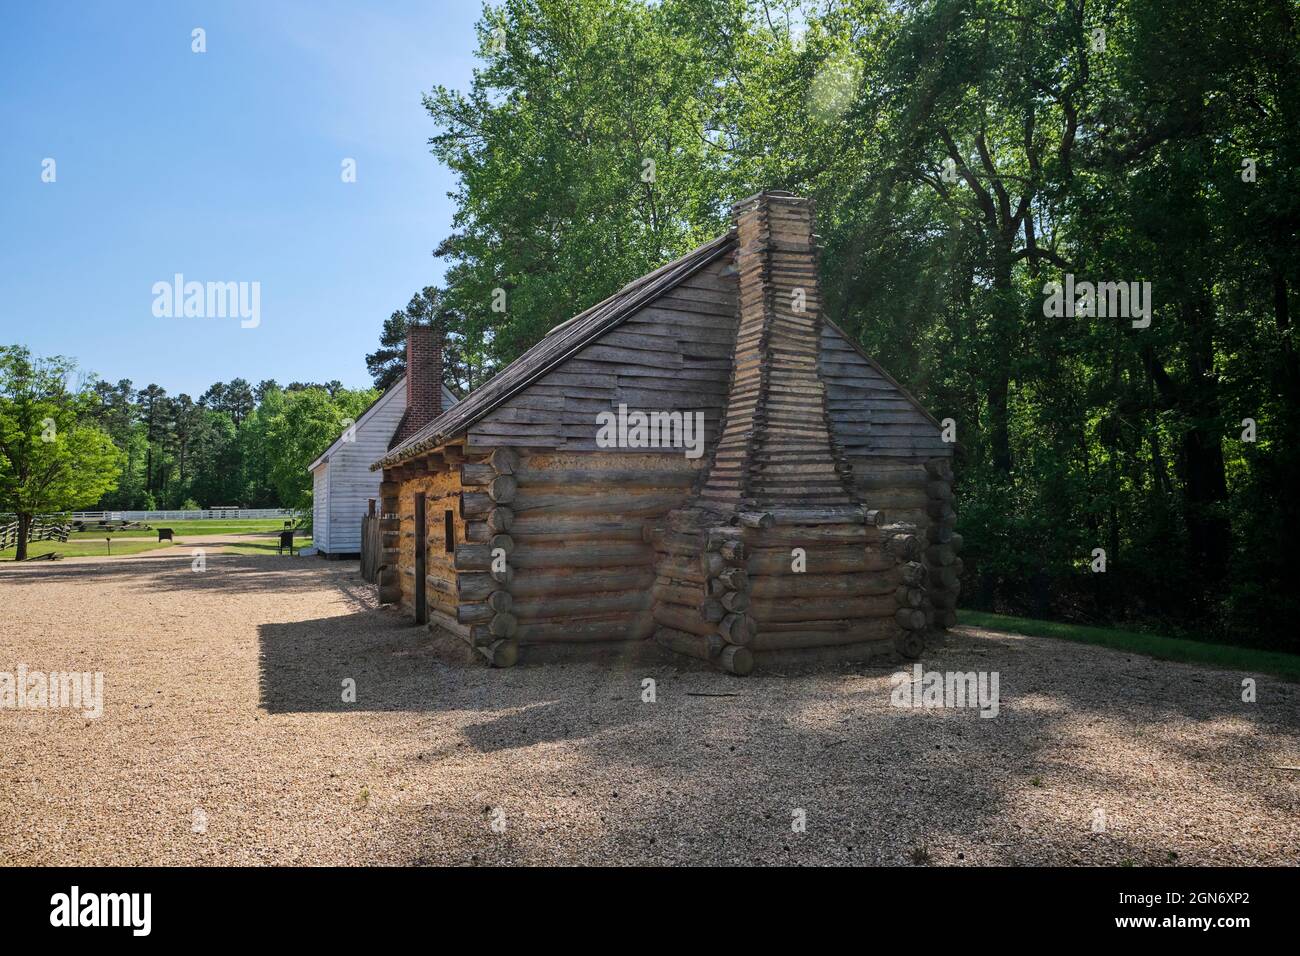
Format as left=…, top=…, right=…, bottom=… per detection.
left=373, top=231, right=737, bottom=469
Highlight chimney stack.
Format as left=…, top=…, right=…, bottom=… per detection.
left=393, top=321, right=442, bottom=445
left=694, top=190, right=857, bottom=510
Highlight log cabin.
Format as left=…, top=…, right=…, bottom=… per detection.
left=309, top=323, right=458, bottom=556
left=371, top=191, right=960, bottom=673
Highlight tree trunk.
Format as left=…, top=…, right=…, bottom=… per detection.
left=15, top=512, right=31, bottom=562
left=988, top=247, right=1016, bottom=477
left=1182, top=424, right=1230, bottom=591
left=1149, top=298, right=1231, bottom=598
left=1271, top=268, right=1300, bottom=557
left=1184, top=293, right=1231, bottom=593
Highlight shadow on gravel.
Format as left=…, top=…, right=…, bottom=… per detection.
left=390, top=628, right=1300, bottom=866
left=0, top=553, right=352, bottom=597
left=259, top=607, right=455, bottom=713
left=458, top=683, right=650, bottom=753
left=11, top=553, right=1299, bottom=865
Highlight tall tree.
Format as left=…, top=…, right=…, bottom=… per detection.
left=420, top=0, right=1300, bottom=648
left=223, top=378, right=255, bottom=427
left=136, top=384, right=169, bottom=494
left=0, top=347, right=122, bottom=560
left=169, top=394, right=203, bottom=486
left=366, top=309, right=411, bottom=391
left=367, top=287, right=482, bottom=395
left=259, top=386, right=379, bottom=511
left=424, top=0, right=743, bottom=365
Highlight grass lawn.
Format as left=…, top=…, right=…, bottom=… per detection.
left=3, top=532, right=313, bottom=559
left=66, top=519, right=298, bottom=539
left=958, top=609, right=1300, bottom=682
left=0, top=539, right=175, bottom=561
left=222, top=537, right=314, bottom=556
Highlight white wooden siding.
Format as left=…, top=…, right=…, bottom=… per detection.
left=313, top=382, right=406, bottom=553
left=312, top=466, right=330, bottom=552
left=310, top=380, right=459, bottom=554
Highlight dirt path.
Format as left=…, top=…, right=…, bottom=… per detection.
left=72, top=534, right=276, bottom=543
left=1, top=556, right=1297, bottom=866
left=39, top=534, right=298, bottom=564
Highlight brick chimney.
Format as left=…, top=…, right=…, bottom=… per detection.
left=392, top=321, right=442, bottom=445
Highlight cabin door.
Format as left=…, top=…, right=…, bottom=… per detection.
left=414, top=493, right=428, bottom=625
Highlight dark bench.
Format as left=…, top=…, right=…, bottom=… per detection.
left=157, top=528, right=174, bottom=542
left=278, top=530, right=296, bottom=556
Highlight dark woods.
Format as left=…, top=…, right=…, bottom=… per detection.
left=415, top=0, right=1299, bottom=650
left=84, top=377, right=377, bottom=513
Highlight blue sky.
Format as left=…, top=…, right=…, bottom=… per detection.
left=0, top=0, right=482, bottom=396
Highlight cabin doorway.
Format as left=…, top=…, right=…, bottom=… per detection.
left=414, top=493, right=428, bottom=625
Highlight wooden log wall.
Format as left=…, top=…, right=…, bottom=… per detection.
left=830, top=456, right=962, bottom=629
left=391, top=456, right=464, bottom=620
left=376, top=476, right=401, bottom=606
left=442, top=445, right=520, bottom=667
left=920, top=457, right=961, bottom=628
left=736, top=513, right=923, bottom=658
left=487, top=449, right=700, bottom=652
left=381, top=446, right=518, bottom=667
left=647, top=512, right=755, bottom=675
left=647, top=505, right=929, bottom=669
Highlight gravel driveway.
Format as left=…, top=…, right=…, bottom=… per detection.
left=2, top=554, right=1297, bottom=866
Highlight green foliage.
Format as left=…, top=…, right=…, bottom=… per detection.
left=44, top=369, right=377, bottom=517
left=366, top=309, right=412, bottom=392
left=0, top=346, right=124, bottom=558
left=366, top=287, right=485, bottom=396
left=428, top=0, right=1300, bottom=649
left=424, top=0, right=745, bottom=366
left=259, top=386, right=379, bottom=511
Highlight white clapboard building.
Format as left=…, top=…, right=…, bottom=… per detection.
left=309, top=324, right=455, bottom=555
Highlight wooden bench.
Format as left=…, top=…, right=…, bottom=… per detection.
left=157, top=528, right=174, bottom=542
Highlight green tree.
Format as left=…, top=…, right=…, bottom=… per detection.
left=186, top=408, right=240, bottom=506
left=136, top=383, right=170, bottom=495
left=423, top=0, right=1300, bottom=649
left=424, top=0, right=743, bottom=365
left=366, top=308, right=411, bottom=391
left=259, top=386, right=378, bottom=511
left=0, top=347, right=122, bottom=560
left=200, top=379, right=255, bottom=426
left=367, top=287, right=483, bottom=396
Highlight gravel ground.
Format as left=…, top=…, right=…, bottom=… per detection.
left=1, top=554, right=1297, bottom=866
